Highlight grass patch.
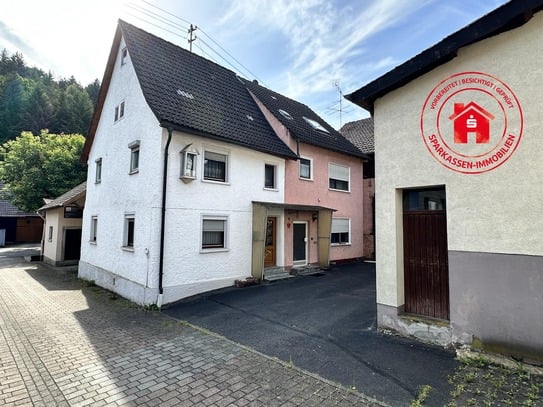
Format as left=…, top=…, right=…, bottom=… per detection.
left=445, top=355, right=542, bottom=406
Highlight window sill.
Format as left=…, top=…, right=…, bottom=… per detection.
left=331, top=243, right=351, bottom=247
left=121, top=246, right=134, bottom=252
left=129, top=169, right=139, bottom=175
left=200, top=248, right=229, bottom=254
left=202, top=179, right=230, bottom=186
left=95, top=180, right=101, bottom=184
left=89, top=241, right=97, bottom=245
left=299, top=177, right=313, bottom=182
left=328, top=188, right=350, bottom=193
left=263, top=187, right=278, bottom=192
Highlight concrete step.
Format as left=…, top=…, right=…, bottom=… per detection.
left=263, top=267, right=295, bottom=282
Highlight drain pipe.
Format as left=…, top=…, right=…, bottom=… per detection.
left=158, top=127, right=173, bottom=308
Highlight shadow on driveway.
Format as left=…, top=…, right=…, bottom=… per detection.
left=164, top=261, right=458, bottom=406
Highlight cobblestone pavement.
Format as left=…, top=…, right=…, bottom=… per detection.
left=0, top=257, right=384, bottom=406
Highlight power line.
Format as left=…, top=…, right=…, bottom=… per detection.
left=126, top=13, right=187, bottom=41
left=126, top=1, right=265, bottom=85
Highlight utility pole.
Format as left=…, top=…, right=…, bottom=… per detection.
left=188, top=24, right=197, bottom=52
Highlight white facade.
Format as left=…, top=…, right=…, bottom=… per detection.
left=80, top=36, right=286, bottom=305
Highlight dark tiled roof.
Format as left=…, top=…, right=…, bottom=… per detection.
left=0, top=183, right=39, bottom=217
left=116, top=21, right=296, bottom=159
left=346, top=0, right=543, bottom=113
left=340, top=118, right=374, bottom=154
left=38, top=182, right=86, bottom=212
left=243, top=79, right=366, bottom=159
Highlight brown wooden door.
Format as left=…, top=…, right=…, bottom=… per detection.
left=403, top=210, right=449, bottom=320
left=264, top=217, right=276, bottom=267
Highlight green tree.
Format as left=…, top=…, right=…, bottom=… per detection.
left=54, top=83, right=93, bottom=135
left=0, top=130, right=87, bottom=211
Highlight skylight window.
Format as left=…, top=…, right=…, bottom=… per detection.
left=279, top=109, right=293, bottom=120
left=246, top=115, right=254, bottom=121
left=303, top=116, right=329, bottom=133
left=177, top=89, right=194, bottom=99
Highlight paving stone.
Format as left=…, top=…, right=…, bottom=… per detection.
left=0, top=258, right=383, bottom=407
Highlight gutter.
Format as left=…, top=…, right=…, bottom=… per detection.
left=157, top=127, right=173, bottom=307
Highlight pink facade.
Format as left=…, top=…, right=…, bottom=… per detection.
left=284, top=143, right=364, bottom=263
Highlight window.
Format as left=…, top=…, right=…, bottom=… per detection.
left=278, top=109, right=293, bottom=120
left=331, top=218, right=350, bottom=245
left=90, top=216, right=98, bottom=243
left=204, top=150, right=228, bottom=182
left=95, top=158, right=102, bottom=183
left=128, top=140, right=140, bottom=174
left=64, top=206, right=83, bottom=218
left=123, top=214, right=135, bottom=248
left=299, top=157, right=312, bottom=180
left=264, top=164, right=276, bottom=189
left=303, top=116, right=329, bottom=133
left=121, top=47, right=128, bottom=65
left=115, top=101, right=125, bottom=122
left=328, top=163, right=350, bottom=191
left=48, top=226, right=53, bottom=241
left=202, top=217, right=227, bottom=250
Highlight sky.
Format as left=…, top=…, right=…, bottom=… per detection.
left=1, top=0, right=509, bottom=130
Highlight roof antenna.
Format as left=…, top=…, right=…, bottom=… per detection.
left=188, top=24, right=197, bottom=52
left=334, top=80, right=343, bottom=128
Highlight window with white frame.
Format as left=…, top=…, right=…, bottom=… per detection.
left=90, top=216, right=98, bottom=243
left=95, top=158, right=102, bottom=183
left=48, top=226, right=53, bottom=241
left=128, top=140, right=140, bottom=174
left=264, top=164, right=276, bottom=189
left=201, top=216, right=228, bottom=250
left=123, top=214, right=135, bottom=248
left=328, top=163, right=350, bottom=191
left=331, top=218, right=350, bottom=245
left=114, top=101, right=125, bottom=122
left=299, top=157, right=312, bottom=180
left=121, top=47, right=128, bottom=65
left=203, top=150, right=228, bottom=182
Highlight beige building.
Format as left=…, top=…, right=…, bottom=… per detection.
left=38, top=183, right=86, bottom=266
left=347, top=0, right=543, bottom=362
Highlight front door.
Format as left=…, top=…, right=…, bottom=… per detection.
left=293, top=222, right=307, bottom=265
left=403, top=187, right=449, bottom=320
left=264, top=217, right=276, bottom=267
left=64, top=228, right=82, bottom=261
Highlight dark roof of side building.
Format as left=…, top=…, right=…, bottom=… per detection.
left=346, top=0, right=543, bottom=113
left=339, top=117, right=374, bottom=155
left=0, top=183, right=39, bottom=217
left=83, top=20, right=301, bottom=161
left=38, top=182, right=86, bottom=213
left=243, top=79, right=367, bottom=159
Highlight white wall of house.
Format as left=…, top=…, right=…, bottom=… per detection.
left=373, top=12, right=543, bottom=355
left=161, top=132, right=286, bottom=302
left=42, top=208, right=61, bottom=263
left=79, top=36, right=164, bottom=305
left=80, top=35, right=288, bottom=305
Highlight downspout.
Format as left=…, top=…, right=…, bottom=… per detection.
left=158, top=127, right=173, bottom=308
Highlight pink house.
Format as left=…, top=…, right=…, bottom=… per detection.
left=244, top=80, right=368, bottom=277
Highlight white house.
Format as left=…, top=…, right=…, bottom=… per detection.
left=346, top=0, right=543, bottom=362
left=80, top=20, right=366, bottom=306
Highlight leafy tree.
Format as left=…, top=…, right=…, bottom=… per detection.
left=0, top=130, right=87, bottom=211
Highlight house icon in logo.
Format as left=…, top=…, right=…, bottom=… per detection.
left=449, top=102, right=495, bottom=144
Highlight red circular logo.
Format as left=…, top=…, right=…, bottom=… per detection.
left=421, top=72, right=523, bottom=174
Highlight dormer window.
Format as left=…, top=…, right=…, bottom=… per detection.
left=121, top=47, right=128, bottom=65
left=303, top=116, right=329, bottom=133
left=115, top=101, right=125, bottom=122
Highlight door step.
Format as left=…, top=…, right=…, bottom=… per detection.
left=263, top=267, right=295, bottom=282
left=291, top=264, right=322, bottom=276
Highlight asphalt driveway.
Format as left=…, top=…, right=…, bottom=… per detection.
left=164, top=262, right=458, bottom=406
